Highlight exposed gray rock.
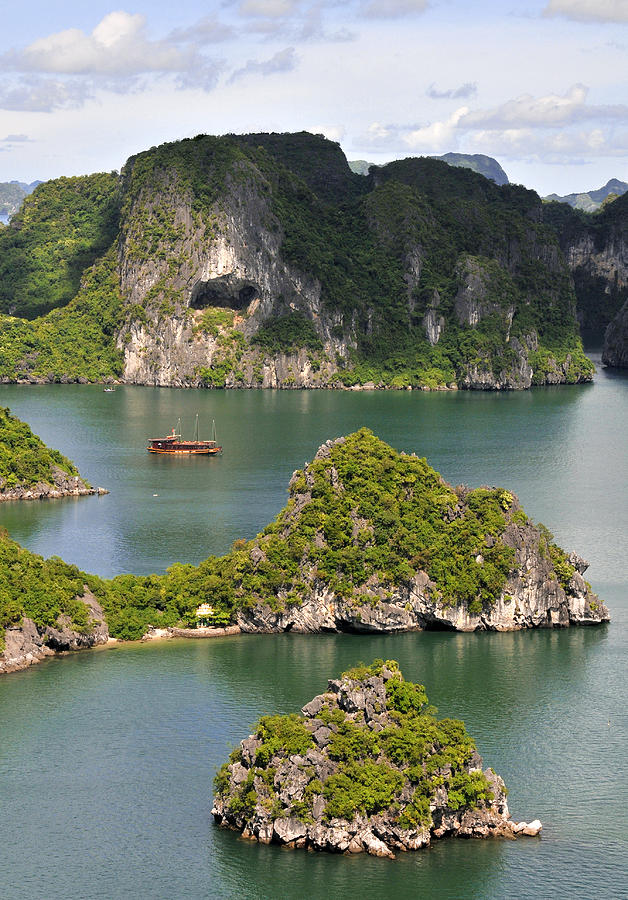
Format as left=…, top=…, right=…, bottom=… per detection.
left=0, top=465, right=108, bottom=502
left=235, top=467, right=609, bottom=635
left=602, top=298, right=628, bottom=368
left=0, top=589, right=109, bottom=674
left=111, top=144, right=590, bottom=392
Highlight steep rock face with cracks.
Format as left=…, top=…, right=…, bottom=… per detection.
left=0, top=589, right=109, bottom=675
left=602, top=298, right=628, bottom=368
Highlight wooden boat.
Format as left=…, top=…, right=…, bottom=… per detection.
left=147, top=416, right=222, bottom=455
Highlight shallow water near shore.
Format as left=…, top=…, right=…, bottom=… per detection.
left=0, top=356, right=627, bottom=899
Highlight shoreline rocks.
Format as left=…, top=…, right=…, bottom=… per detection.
left=0, top=465, right=108, bottom=502
left=0, top=590, right=109, bottom=674
left=141, top=625, right=241, bottom=641
left=213, top=660, right=541, bottom=857
left=0, top=620, right=242, bottom=675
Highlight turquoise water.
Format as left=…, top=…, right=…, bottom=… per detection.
left=0, top=356, right=627, bottom=899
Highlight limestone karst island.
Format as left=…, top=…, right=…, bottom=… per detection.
left=1, top=132, right=626, bottom=393
left=213, top=659, right=542, bottom=857
left=0, top=429, right=609, bottom=674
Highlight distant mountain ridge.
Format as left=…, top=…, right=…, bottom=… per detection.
left=544, top=178, right=628, bottom=213
left=349, top=153, right=509, bottom=186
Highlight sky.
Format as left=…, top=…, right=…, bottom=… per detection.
left=0, top=0, right=627, bottom=196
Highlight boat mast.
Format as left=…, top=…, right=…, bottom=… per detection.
left=212, top=419, right=216, bottom=442
left=194, top=413, right=199, bottom=442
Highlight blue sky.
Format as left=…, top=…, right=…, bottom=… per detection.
left=0, top=0, right=626, bottom=194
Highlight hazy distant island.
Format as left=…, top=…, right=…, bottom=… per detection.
left=350, top=153, right=509, bottom=186
left=544, top=178, right=628, bottom=213
left=0, top=180, right=41, bottom=224
left=1, top=130, right=621, bottom=390
left=0, top=406, right=105, bottom=502
left=0, top=429, right=609, bottom=674
left=213, top=658, right=541, bottom=857
left=433, top=152, right=510, bottom=186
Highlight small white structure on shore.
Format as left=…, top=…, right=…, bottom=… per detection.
left=196, top=603, right=214, bottom=626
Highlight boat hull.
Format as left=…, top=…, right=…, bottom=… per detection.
left=147, top=445, right=222, bottom=455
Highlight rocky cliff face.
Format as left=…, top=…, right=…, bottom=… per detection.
left=234, top=432, right=609, bottom=635
left=550, top=192, right=628, bottom=339
left=237, top=545, right=606, bottom=635
left=117, top=153, right=349, bottom=388
left=213, top=660, right=539, bottom=857
left=110, top=134, right=592, bottom=391
left=602, top=298, right=628, bottom=367
left=0, top=589, right=109, bottom=674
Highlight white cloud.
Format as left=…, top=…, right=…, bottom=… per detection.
left=0, top=76, right=92, bottom=112
left=357, top=122, right=403, bottom=149
left=1, top=12, right=188, bottom=76
left=400, top=85, right=628, bottom=143
left=362, top=0, right=429, bottom=18
left=427, top=82, right=477, bottom=100
left=466, top=126, right=628, bottom=163
left=307, top=123, right=345, bottom=142
left=356, top=84, right=628, bottom=165
left=228, top=46, right=298, bottom=83
left=543, top=0, right=628, bottom=23
left=367, top=122, right=393, bottom=141
left=167, top=17, right=235, bottom=45
left=404, top=107, right=469, bottom=152
left=0, top=11, right=230, bottom=109
left=462, top=84, right=594, bottom=127
left=239, top=0, right=301, bottom=18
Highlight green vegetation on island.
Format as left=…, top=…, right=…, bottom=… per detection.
left=0, top=249, right=125, bottom=382
left=0, top=529, right=91, bottom=653
left=0, top=173, right=121, bottom=320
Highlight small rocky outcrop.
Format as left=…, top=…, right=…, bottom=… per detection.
left=213, top=660, right=539, bottom=857
left=602, top=298, right=628, bottom=368
left=0, top=589, right=109, bottom=674
left=0, top=465, right=108, bottom=501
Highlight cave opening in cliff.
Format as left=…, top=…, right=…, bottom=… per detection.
left=190, top=276, right=259, bottom=310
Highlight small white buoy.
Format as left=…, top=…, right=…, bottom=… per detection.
left=153, top=493, right=158, bottom=497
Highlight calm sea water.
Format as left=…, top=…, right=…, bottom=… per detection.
left=0, top=356, right=627, bottom=899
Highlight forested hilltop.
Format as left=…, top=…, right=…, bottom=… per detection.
left=0, top=430, right=608, bottom=669
left=0, top=131, right=607, bottom=389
